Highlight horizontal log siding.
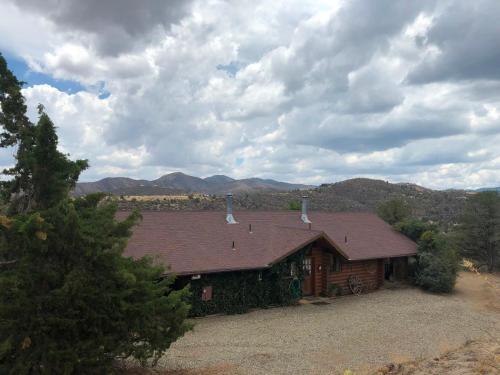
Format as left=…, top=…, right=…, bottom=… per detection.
left=326, top=259, right=382, bottom=295
left=377, top=259, right=384, bottom=287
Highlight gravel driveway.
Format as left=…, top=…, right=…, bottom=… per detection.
left=159, top=273, right=500, bottom=374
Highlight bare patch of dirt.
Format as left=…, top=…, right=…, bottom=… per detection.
left=375, top=339, right=500, bottom=375
left=455, top=272, right=500, bottom=314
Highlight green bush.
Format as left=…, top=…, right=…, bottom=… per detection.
left=414, top=231, right=459, bottom=293
left=327, top=283, right=341, bottom=297
left=394, top=218, right=437, bottom=242
left=288, top=200, right=301, bottom=211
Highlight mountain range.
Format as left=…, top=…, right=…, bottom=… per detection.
left=112, top=177, right=472, bottom=227
left=75, top=173, right=498, bottom=226
left=73, top=172, right=313, bottom=196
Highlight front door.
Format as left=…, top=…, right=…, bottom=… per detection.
left=384, top=259, right=393, bottom=281
left=302, top=256, right=314, bottom=295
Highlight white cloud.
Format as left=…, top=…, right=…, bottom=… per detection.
left=2, top=0, right=500, bottom=189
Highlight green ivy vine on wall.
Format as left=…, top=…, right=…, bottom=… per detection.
left=188, top=245, right=310, bottom=316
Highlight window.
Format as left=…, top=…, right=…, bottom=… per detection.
left=302, top=258, right=312, bottom=276
left=201, top=286, right=213, bottom=301
left=329, top=254, right=342, bottom=272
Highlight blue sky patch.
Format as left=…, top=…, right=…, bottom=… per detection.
left=4, top=52, right=85, bottom=94
left=216, top=61, right=243, bottom=77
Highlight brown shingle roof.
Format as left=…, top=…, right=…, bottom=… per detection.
left=119, top=211, right=417, bottom=275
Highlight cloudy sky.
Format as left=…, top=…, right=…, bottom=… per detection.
left=1, top=0, right=500, bottom=189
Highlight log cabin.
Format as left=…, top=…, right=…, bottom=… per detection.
left=121, top=195, right=417, bottom=315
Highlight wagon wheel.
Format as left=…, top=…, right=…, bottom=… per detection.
left=348, top=275, right=363, bottom=295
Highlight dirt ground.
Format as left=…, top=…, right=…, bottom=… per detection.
left=375, top=339, right=499, bottom=374
left=124, top=272, right=500, bottom=375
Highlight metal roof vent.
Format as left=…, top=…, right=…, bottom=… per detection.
left=226, top=193, right=237, bottom=224
left=301, top=195, right=311, bottom=224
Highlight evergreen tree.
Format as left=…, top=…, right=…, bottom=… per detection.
left=31, top=105, right=88, bottom=210
left=0, top=52, right=30, bottom=148
left=376, top=198, right=411, bottom=225
left=1, top=53, right=87, bottom=213
left=458, top=191, right=500, bottom=272
left=0, top=52, right=35, bottom=211
left=0, top=53, right=191, bottom=373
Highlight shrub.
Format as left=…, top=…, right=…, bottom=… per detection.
left=327, top=283, right=341, bottom=297
left=394, top=218, right=437, bottom=242
left=414, top=231, right=459, bottom=293
left=288, top=200, right=301, bottom=211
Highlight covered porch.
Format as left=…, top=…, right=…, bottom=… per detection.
left=300, top=237, right=385, bottom=297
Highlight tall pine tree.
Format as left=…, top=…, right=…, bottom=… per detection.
left=31, top=105, right=88, bottom=210
left=0, top=52, right=35, bottom=212
left=458, top=191, right=500, bottom=272
left=0, top=53, right=191, bottom=374
left=1, top=54, right=88, bottom=214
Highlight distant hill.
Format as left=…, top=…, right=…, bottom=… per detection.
left=474, top=187, right=500, bottom=192
left=73, top=172, right=313, bottom=196
left=203, top=175, right=235, bottom=184
left=232, top=178, right=468, bottom=225
left=116, top=177, right=470, bottom=227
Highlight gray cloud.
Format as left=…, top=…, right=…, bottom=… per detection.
left=270, top=0, right=436, bottom=95
left=408, top=0, right=500, bottom=83
left=281, top=104, right=469, bottom=153
left=12, top=0, right=191, bottom=55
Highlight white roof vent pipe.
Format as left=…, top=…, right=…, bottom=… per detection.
left=226, top=193, right=238, bottom=224
left=301, top=195, right=311, bottom=224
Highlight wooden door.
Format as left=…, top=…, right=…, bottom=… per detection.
left=302, top=256, right=314, bottom=295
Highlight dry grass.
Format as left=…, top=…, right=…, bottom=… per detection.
left=120, top=363, right=241, bottom=375
left=375, top=339, right=500, bottom=375
left=455, top=271, right=500, bottom=314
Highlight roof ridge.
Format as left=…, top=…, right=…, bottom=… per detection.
left=272, top=224, right=323, bottom=232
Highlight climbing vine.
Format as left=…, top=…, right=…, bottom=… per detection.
left=188, top=246, right=309, bottom=316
